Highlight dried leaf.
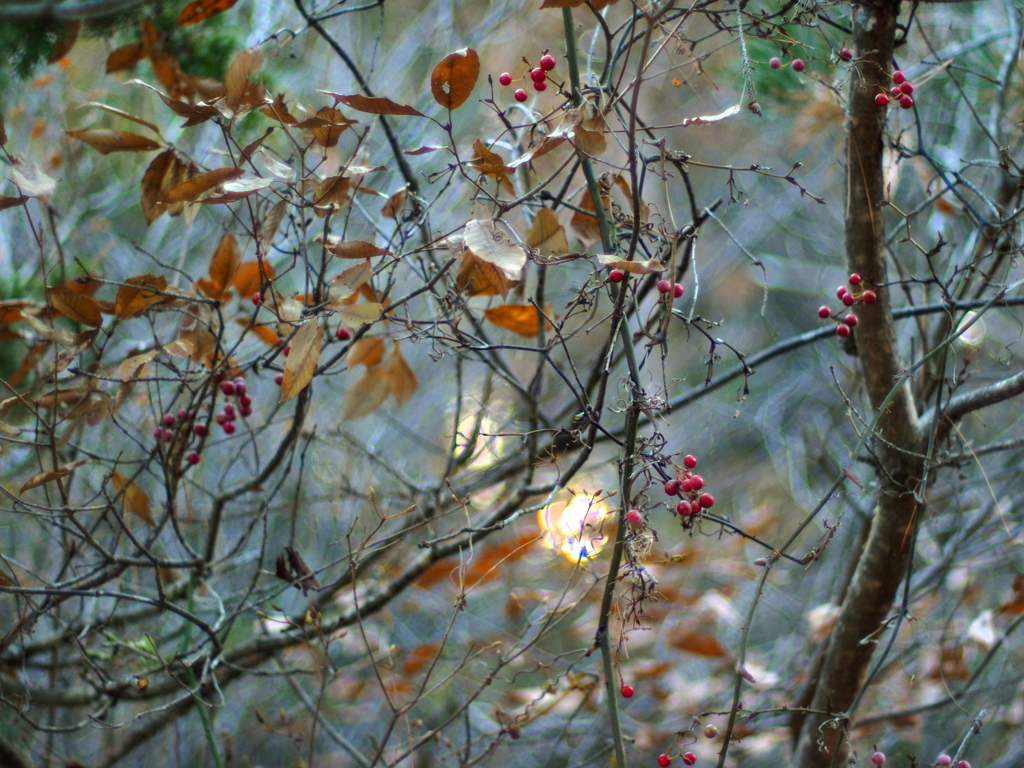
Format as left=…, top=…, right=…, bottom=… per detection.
left=539, top=0, right=585, bottom=6
left=569, top=182, right=610, bottom=247
left=308, top=106, right=353, bottom=148
left=261, top=199, right=287, bottom=247
left=284, top=546, right=322, bottom=595
left=232, top=260, right=273, bottom=300
left=49, top=285, right=102, bottom=327
left=140, top=149, right=175, bottom=223
left=386, top=345, right=417, bottom=405
left=224, top=48, right=266, bottom=115
left=75, top=100, right=161, bottom=134
left=403, top=145, right=445, bottom=156
left=179, top=0, right=239, bottom=25
left=118, top=349, right=158, bottom=381
left=318, top=91, right=424, bottom=117
left=111, top=471, right=155, bottom=526
left=381, top=188, right=407, bottom=219
left=115, top=274, right=168, bottom=318
left=280, top=321, right=322, bottom=403
left=177, top=302, right=217, bottom=366
left=196, top=233, right=240, bottom=300
left=667, top=627, right=727, bottom=658
left=484, top=304, right=547, bottom=336
left=526, top=207, right=568, bottom=255
left=164, top=167, right=244, bottom=204
left=470, top=139, right=513, bottom=187
left=430, top=48, right=479, bottom=111
left=595, top=254, right=666, bottom=274
left=347, top=337, right=385, bottom=369
left=325, top=240, right=393, bottom=259
left=574, top=117, right=607, bottom=157
left=509, top=135, right=567, bottom=169
left=334, top=303, right=382, bottom=327
left=329, top=260, right=372, bottom=303
left=259, top=93, right=298, bottom=124
left=20, top=467, right=71, bottom=494
left=997, top=575, right=1024, bottom=615
left=11, top=158, right=57, bottom=200
left=463, top=219, right=526, bottom=280
left=200, top=174, right=273, bottom=204
left=106, top=42, right=145, bottom=72
left=455, top=252, right=511, bottom=298
left=340, top=366, right=392, bottom=420
left=0, top=195, right=27, bottom=211
left=312, top=174, right=352, bottom=215
left=67, top=129, right=160, bottom=155
left=127, top=79, right=220, bottom=126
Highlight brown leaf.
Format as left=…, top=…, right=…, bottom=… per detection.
left=385, top=344, right=417, bottom=405
left=200, top=174, right=273, bottom=204
left=284, top=546, right=322, bottom=595
left=48, top=20, right=80, bottom=63
left=484, top=304, right=548, bottom=336
left=470, top=139, right=513, bottom=184
left=509, top=135, right=567, bottom=169
left=381, top=188, right=407, bottom=219
left=308, top=107, right=353, bottom=149
left=224, top=48, right=266, bottom=115
left=574, top=116, right=607, bottom=157
left=0, top=112, right=5, bottom=147
left=118, top=349, right=158, bottom=381
left=67, top=129, right=160, bottom=155
left=456, top=252, right=511, bottom=298
left=430, top=48, right=479, bottom=111
left=0, top=195, right=27, bottom=211
left=179, top=0, right=239, bottom=26
left=196, top=233, right=241, bottom=300
left=20, top=467, right=71, bottom=494
left=329, top=260, right=372, bottom=303
left=150, top=51, right=191, bottom=101
left=403, top=145, right=445, bottom=156
left=75, top=100, right=161, bottom=134
left=111, top=471, right=155, bottom=526
left=526, top=207, right=569, bottom=255
left=340, top=366, right=392, bottom=421
left=261, top=199, right=287, bottom=248
left=280, top=321, right=322, bottom=403
left=318, top=91, right=424, bottom=117
left=164, top=167, right=244, bottom=204
left=115, top=274, right=168, bottom=318
left=312, top=175, right=352, bottom=216
left=595, top=254, right=666, bottom=274
left=140, top=149, right=175, bottom=223
left=128, top=79, right=220, bottom=126
left=177, top=302, right=217, bottom=366
left=569, top=182, right=610, bottom=247
left=259, top=93, right=298, bottom=124
left=464, top=219, right=526, bottom=280
left=667, top=627, right=727, bottom=658
left=49, top=285, right=102, bottom=327
left=106, top=42, right=146, bottom=73
left=998, top=574, right=1024, bottom=615
left=539, top=0, right=585, bottom=6
left=347, top=337, right=385, bottom=369
left=325, top=240, right=392, bottom=259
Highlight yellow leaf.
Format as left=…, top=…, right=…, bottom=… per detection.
left=48, top=285, right=102, bottom=327
left=280, top=321, right=322, bottom=403
left=329, top=260, right=372, bottom=303
left=347, top=337, right=385, bottom=369
left=111, top=471, right=155, bottom=526
left=118, top=349, right=158, bottom=380
left=340, top=367, right=391, bottom=421
left=484, top=304, right=548, bottom=336
left=526, top=207, right=569, bottom=256
left=115, top=274, right=168, bottom=318
left=66, top=129, right=160, bottom=155
left=430, top=48, right=479, bottom=111
left=334, top=303, right=383, bottom=327
left=20, top=467, right=71, bottom=494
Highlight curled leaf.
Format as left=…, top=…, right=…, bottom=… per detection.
left=67, top=129, right=160, bottom=155
left=196, top=233, right=240, bottom=300
left=164, top=167, right=243, bottom=204
left=318, top=91, right=424, bottom=117
left=224, top=48, right=266, bottom=115
left=385, top=344, right=417, bottom=406
left=329, top=260, right=372, bottom=303
left=463, top=219, right=526, bottom=281
left=526, top=207, right=569, bottom=256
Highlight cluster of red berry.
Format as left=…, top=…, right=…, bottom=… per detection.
left=664, top=454, right=715, bottom=515
left=817, top=273, right=877, bottom=337
left=214, top=378, right=252, bottom=436
left=656, top=752, right=697, bottom=766
left=874, top=70, right=915, bottom=110
left=768, top=48, right=852, bottom=73
left=498, top=53, right=557, bottom=103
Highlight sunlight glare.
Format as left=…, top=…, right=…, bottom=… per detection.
left=538, top=493, right=612, bottom=562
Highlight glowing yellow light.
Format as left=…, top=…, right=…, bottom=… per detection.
left=538, top=493, right=612, bottom=562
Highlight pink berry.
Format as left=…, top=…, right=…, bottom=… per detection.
left=498, top=72, right=512, bottom=86
left=839, top=47, right=853, bottom=61
left=162, top=413, right=175, bottom=427
left=683, top=455, right=697, bottom=469
left=900, top=81, right=914, bottom=95
left=530, top=67, right=546, bottom=83
left=673, top=283, right=684, bottom=298
left=769, top=57, right=782, bottom=69
left=223, top=421, right=236, bottom=435
left=874, top=93, right=890, bottom=107
left=626, top=508, right=642, bottom=525
left=533, top=80, right=547, bottom=92
left=698, top=493, right=714, bottom=509
left=871, top=752, right=885, bottom=766
left=818, top=305, right=832, bottom=319
left=892, top=70, right=906, bottom=85
left=842, top=292, right=856, bottom=306
left=540, top=54, right=556, bottom=71
left=608, top=269, right=624, bottom=284
left=836, top=323, right=851, bottom=337
left=658, top=756, right=672, bottom=768
left=791, top=59, right=805, bottom=72
left=836, top=286, right=848, bottom=300
left=620, top=684, right=634, bottom=698
left=957, top=762, right=970, bottom=768
left=252, top=292, right=261, bottom=305
left=274, top=373, right=284, bottom=385
left=899, top=95, right=914, bottom=109
left=689, top=475, right=704, bottom=491
left=844, top=314, right=858, bottom=327
left=194, top=423, right=207, bottom=437
left=936, top=757, right=951, bottom=767
left=187, top=452, right=200, bottom=465
left=849, top=273, right=862, bottom=285
left=676, top=501, right=690, bottom=515
left=221, top=381, right=236, bottom=396
left=657, top=279, right=671, bottom=294
left=862, top=290, right=877, bottom=304
left=664, top=479, right=681, bottom=496
left=514, top=89, right=528, bottom=103
left=682, top=753, right=696, bottom=766
left=336, top=327, right=351, bottom=341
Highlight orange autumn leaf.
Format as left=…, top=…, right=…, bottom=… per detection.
left=385, top=344, right=417, bottom=405
left=115, top=274, right=168, bottom=318
left=339, top=366, right=391, bottom=421
left=164, top=167, right=244, bottom=205
left=106, top=42, right=146, bottom=73
left=232, top=260, right=273, bottom=300
left=110, top=471, right=155, bottom=526
left=196, top=232, right=241, bottom=300
left=324, top=240, right=393, bottom=259
left=456, top=252, right=511, bottom=298
left=430, top=48, right=479, bottom=111
left=667, top=627, right=728, bottom=658
left=48, top=285, right=102, bottom=327
left=484, top=304, right=548, bottom=337
left=346, top=337, right=385, bottom=369
left=178, top=0, right=239, bottom=25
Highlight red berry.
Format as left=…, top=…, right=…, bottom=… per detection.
left=153, top=428, right=163, bottom=440
left=844, top=314, right=858, bottom=327
left=234, top=380, right=246, bottom=397
left=626, top=508, right=642, bottom=525
left=839, top=47, right=853, bottom=61
left=689, top=475, right=705, bottom=491
left=841, top=292, right=856, bottom=306
left=673, top=283, right=684, bottom=298
left=215, top=413, right=228, bottom=425
left=899, top=81, right=914, bottom=95
left=240, top=405, right=253, bottom=417
left=252, top=292, right=261, bottom=305
left=223, top=421, right=236, bottom=435
left=498, top=72, right=512, bottom=86
left=899, top=94, right=914, bottom=109
left=682, top=753, right=696, bottom=766
left=163, top=429, right=174, bottom=442
left=791, top=59, right=805, bottom=72
left=874, top=93, right=890, bottom=107
left=769, top=57, right=782, bottom=69
left=658, top=756, right=672, bottom=768
left=187, top=451, right=200, bottom=465
left=283, top=344, right=291, bottom=356
left=177, top=409, right=189, bottom=420
left=664, top=479, right=681, bottom=496
left=689, top=501, right=701, bottom=514
left=336, top=327, right=351, bottom=341
left=836, top=286, right=848, bottom=300
left=818, top=305, right=832, bottom=319
left=683, top=454, right=697, bottom=469
left=871, top=752, right=885, bottom=767
left=274, top=373, right=284, bottom=385
left=194, top=423, right=207, bottom=437
left=698, top=493, right=714, bottom=508
left=890, top=87, right=902, bottom=97
left=533, top=80, right=547, bottom=92
left=514, top=89, right=528, bottom=102
left=892, top=70, right=906, bottom=84
left=620, top=684, right=634, bottom=698
left=680, top=479, right=692, bottom=492
left=162, top=413, right=175, bottom=427
left=240, top=395, right=252, bottom=408
left=530, top=67, right=546, bottom=83
left=539, top=54, right=556, bottom=71
left=676, top=501, right=690, bottom=515
left=609, top=269, right=624, bottom=284
left=221, top=381, right=236, bottom=396
left=224, top=403, right=236, bottom=417
left=862, top=290, right=877, bottom=304
left=657, top=279, right=671, bottom=294
left=836, top=323, right=851, bottom=337
left=957, top=762, right=970, bottom=768
left=849, top=273, right=861, bottom=285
